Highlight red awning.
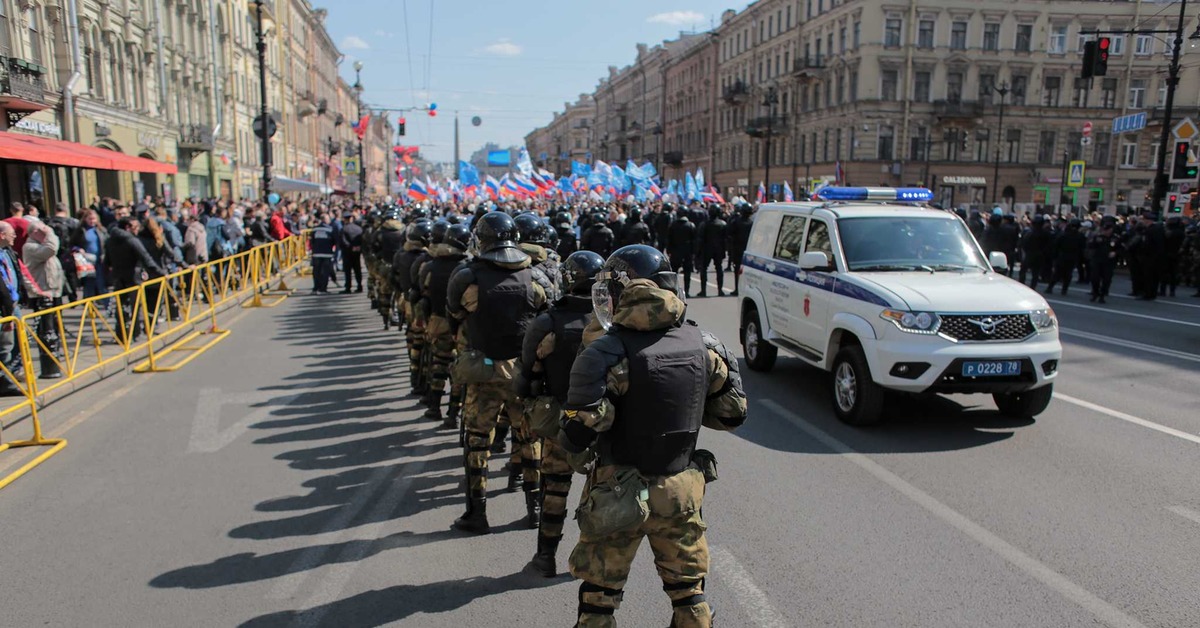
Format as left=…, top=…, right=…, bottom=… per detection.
left=0, top=131, right=177, bottom=174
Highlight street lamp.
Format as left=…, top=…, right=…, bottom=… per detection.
left=989, top=81, right=1010, bottom=205
left=761, top=86, right=779, bottom=201
left=354, top=60, right=365, bottom=201
left=252, top=0, right=273, bottom=203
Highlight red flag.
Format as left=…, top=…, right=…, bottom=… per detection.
left=353, top=114, right=370, bottom=141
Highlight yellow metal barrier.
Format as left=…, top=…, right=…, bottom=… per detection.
left=0, top=233, right=310, bottom=489
left=0, top=315, right=66, bottom=491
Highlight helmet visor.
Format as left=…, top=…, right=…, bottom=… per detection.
left=591, top=274, right=615, bottom=331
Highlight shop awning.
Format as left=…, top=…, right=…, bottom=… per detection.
left=272, top=176, right=331, bottom=194
left=0, top=131, right=177, bottom=174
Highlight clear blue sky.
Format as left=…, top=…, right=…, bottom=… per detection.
left=322, top=1, right=746, bottom=163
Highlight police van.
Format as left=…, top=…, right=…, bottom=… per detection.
left=738, top=187, right=1061, bottom=425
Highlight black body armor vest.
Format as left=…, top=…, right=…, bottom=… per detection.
left=467, top=262, right=538, bottom=360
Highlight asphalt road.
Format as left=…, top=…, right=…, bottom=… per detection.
left=0, top=269, right=1197, bottom=627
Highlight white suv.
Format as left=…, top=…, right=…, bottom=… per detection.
left=738, top=188, right=1061, bottom=425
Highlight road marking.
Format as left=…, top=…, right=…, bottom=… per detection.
left=710, top=546, right=789, bottom=628
left=188, top=390, right=302, bottom=453
left=761, top=399, right=1149, bottom=628
left=1167, top=505, right=1200, bottom=526
left=1045, top=298, right=1200, bottom=329
left=1058, top=327, right=1200, bottom=364
left=266, top=462, right=395, bottom=600
left=1068, top=287, right=1200, bottom=310
left=1053, top=393, right=1200, bottom=447
left=289, top=457, right=430, bottom=628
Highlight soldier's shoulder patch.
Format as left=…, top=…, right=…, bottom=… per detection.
left=564, top=409, right=578, bottom=419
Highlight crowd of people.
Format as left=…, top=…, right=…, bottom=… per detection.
left=965, top=207, right=1200, bottom=302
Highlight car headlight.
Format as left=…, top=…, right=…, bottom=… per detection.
left=1029, top=308, right=1057, bottom=331
left=880, top=309, right=941, bottom=334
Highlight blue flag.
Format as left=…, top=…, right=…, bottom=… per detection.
left=685, top=172, right=699, bottom=202
left=572, top=161, right=592, bottom=178
left=459, top=160, right=481, bottom=187
left=666, top=179, right=679, bottom=198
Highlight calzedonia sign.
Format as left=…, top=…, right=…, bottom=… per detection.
left=942, top=175, right=986, bottom=185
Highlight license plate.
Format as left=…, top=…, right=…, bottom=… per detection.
left=961, top=360, right=1022, bottom=377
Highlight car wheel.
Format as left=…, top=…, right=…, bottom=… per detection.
left=830, top=345, right=884, bottom=426
left=993, top=384, right=1054, bottom=418
left=741, top=306, right=777, bottom=372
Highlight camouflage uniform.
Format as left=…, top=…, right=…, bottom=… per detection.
left=417, top=244, right=467, bottom=425
left=374, top=219, right=406, bottom=328
left=560, top=280, right=748, bottom=628
left=362, top=220, right=379, bottom=308
left=392, top=240, right=427, bottom=383
left=447, top=254, right=549, bottom=529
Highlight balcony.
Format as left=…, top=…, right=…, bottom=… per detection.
left=933, top=99, right=985, bottom=119
left=745, top=115, right=788, bottom=138
left=178, top=124, right=215, bottom=151
left=0, top=58, right=50, bottom=115
left=792, top=56, right=825, bottom=81
left=663, top=151, right=684, bottom=167
left=722, top=80, right=750, bottom=105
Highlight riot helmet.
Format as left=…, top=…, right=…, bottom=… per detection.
left=592, top=244, right=679, bottom=330
left=406, top=218, right=434, bottom=245
left=562, top=250, right=605, bottom=296
left=444, top=223, right=472, bottom=253
left=514, top=212, right=552, bottom=245
left=472, top=211, right=526, bottom=264
left=430, top=219, right=451, bottom=244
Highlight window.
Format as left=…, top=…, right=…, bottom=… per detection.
left=983, top=23, right=1000, bottom=51
left=1094, top=132, right=1111, bottom=167
left=975, top=129, right=990, bottom=162
left=1121, top=142, right=1137, bottom=167
left=1128, top=79, right=1146, bottom=108
left=881, top=69, right=898, bottom=101
left=1043, top=76, right=1061, bottom=107
left=839, top=26, right=846, bottom=53
left=0, top=1, right=10, bottom=56
left=918, top=20, right=934, bottom=48
left=1038, top=131, right=1057, bottom=163
left=947, top=72, right=963, bottom=102
left=849, top=69, right=858, bottom=100
left=979, top=73, right=995, bottom=102
left=1135, top=34, right=1152, bottom=55
left=1006, top=129, right=1021, bottom=162
left=853, top=21, right=860, bottom=48
left=1049, top=25, right=1067, bottom=54
left=910, top=128, right=928, bottom=161
left=805, top=220, right=833, bottom=258
left=1067, top=131, right=1083, bottom=161
left=823, top=129, right=830, bottom=161
left=1158, top=83, right=1168, bottom=106
left=1011, top=75, right=1028, bottom=105
left=28, top=7, right=42, bottom=65
left=1016, top=24, right=1032, bottom=52
left=914, top=71, right=931, bottom=102
left=786, top=5, right=792, bottom=28
left=1073, top=77, right=1089, bottom=107
left=1110, top=35, right=1125, bottom=55
left=885, top=18, right=902, bottom=47
left=1101, top=78, right=1117, bottom=108
left=774, top=215, right=808, bottom=261
left=950, top=21, right=967, bottom=50
left=878, top=125, right=895, bottom=160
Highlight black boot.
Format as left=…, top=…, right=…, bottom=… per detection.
left=525, top=534, right=560, bottom=577
left=409, top=367, right=421, bottom=393
left=506, top=464, right=521, bottom=493
left=423, top=391, right=443, bottom=420
left=452, top=495, right=491, bottom=535
left=447, top=396, right=462, bottom=423
left=491, top=424, right=509, bottom=453
left=524, top=482, right=542, bottom=529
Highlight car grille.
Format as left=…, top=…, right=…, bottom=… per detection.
left=938, top=314, right=1035, bottom=342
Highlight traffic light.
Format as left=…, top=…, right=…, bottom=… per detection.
left=958, top=129, right=969, bottom=152
left=1171, top=140, right=1197, bottom=182
left=1168, top=194, right=1178, bottom=211
left=398, top=117, right=406, bottom=136
left=1081, top=41, right=1096, bottom=79
left=1093, top=37, right=1110, bottom=77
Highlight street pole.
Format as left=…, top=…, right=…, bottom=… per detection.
left=254, top=0, right=271, bottom=203
left=354, top=62, right=365, bottom=201
left=763, top=86, right=778, bottom=201
left=1060, top=150, right=1069, bottom=215
left=922, top=132, right=932, bottom=189
left=1151, top=0, right=1188, bottom=216
left=991, top=82, right=1009, bottom=205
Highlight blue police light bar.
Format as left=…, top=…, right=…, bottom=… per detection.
left=813, top=187, right=934, bottom=202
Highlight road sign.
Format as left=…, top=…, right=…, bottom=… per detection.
left=1112, top=112, right=1147, bottom=134
left=1082, top=121, right=1093, bottom=137
left=343, top=157, right=360, bottom=175
left=252, top=114, right=277, bottom=140
left=1081, top=136, right=1093, bottom=146
left=1067, top=161, right=1086, bottom=188
left=1172, top=117, right=1198, bottom=140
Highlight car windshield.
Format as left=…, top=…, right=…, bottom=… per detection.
left=837, top=216, right=988, bottom=272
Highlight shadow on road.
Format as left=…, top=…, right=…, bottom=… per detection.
left=737, top=357, right=1035, bottom=455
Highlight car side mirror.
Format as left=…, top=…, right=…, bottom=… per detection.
left=988, top=251, right=1009, bottom=271
left=799, top=251, right=831, bottom=270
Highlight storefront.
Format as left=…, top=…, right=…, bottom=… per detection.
left=76, top=115, right=177, bottom=205
left=1, top=112, right=67, bottom=214
left=938, top=175, right=988, bottom=210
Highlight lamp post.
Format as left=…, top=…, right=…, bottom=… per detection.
left=989, top=81, right=1010, bottom=205
left=252, top=0, right=271, bottom=203
left=652, top=123, right=663, bottom=177
left=1151, top=1, right=1198, bottom=215
left=762, top=86, right=779, bottom=201
left=353, top=60, right=365, bottom=200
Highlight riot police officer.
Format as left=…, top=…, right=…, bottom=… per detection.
left=558, top=244, right=748, bottom=627
left=417, top=222, right=471, bottom=425
left=667, top=207, right=697, bottom=297
left=580, top=212, right=615, bottom=257
left=1088, top=215, right=1123, bottom=303
left=620, top=206, right=653, bottom=247
left=1044, top=219, right=1086, bottom=296
left=726, top=202, right=753, bottom=296
left=447, top=212, right=549, bottom=534
left=374, top=209, right=407, bottom=329
left=697, top=205, right=728, bottom=297
left=393, top=219, right=432, bottom=389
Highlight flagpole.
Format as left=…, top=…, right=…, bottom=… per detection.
left=454, top=112, right=461, bottom=180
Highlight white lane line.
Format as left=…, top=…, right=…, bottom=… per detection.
left=761, top=399, right=1149, bottom=628
left=1058, top=327, right=1200, bottom=364
left=266, top=463, right=394, bottom=600
left=1068, top=287, right=1200, bottom=310
left=1167, top=505, right=1200, bottom=526
left=290, top=457, right=430, bottom=628
left=709, top=546, right=790, bottom=628
left=1053, top=393, right=1200, bottom=447
left=1045, top=298, right=1200, bottom=328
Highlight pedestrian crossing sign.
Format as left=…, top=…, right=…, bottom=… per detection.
left=1067, top=161, right=1086, bottom=188
left=343, top=157, right=360, bottom=175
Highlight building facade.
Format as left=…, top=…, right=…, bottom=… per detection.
left=662, top=32, right=719, bottom=180
left=525, top=93, right=595, bottom=176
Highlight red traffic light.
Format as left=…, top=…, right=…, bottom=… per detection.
left=1098, top=37, right=1110, bottom=51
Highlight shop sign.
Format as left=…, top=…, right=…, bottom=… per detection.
left=942, top=175, right=986, bottom=185
left=137, top=132, right=160, bottom=149
left=12, top=118, right=61, bottom=138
